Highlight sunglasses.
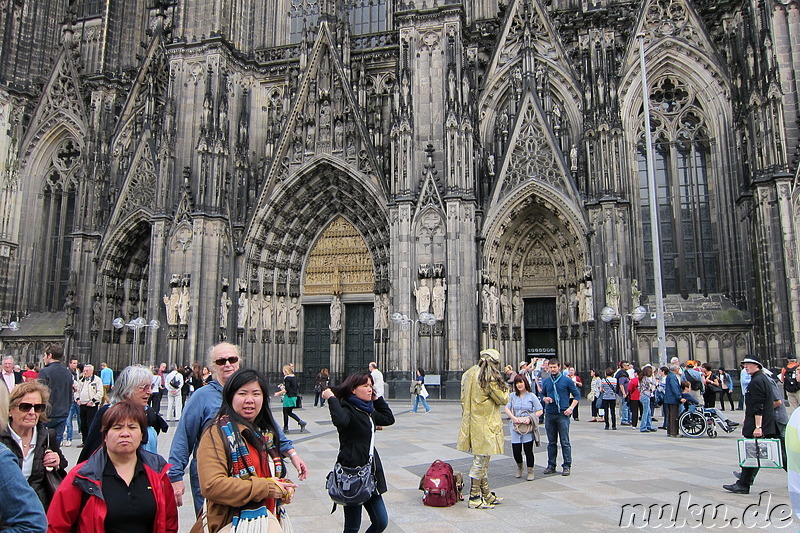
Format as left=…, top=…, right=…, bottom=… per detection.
left=17, top=403, right=46, bottom=413
left=215, top=356, right=239, bottom=366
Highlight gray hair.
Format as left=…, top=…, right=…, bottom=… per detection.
left=2, top=355, right=13, bottom=363
left=669, top=364, right=681, bottom=373
left=110, top=365, right=153, bottom=403
left=207, top=342, right=241, bottom=367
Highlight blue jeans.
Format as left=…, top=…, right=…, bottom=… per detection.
left=190, top=459, right=203, bottom=516
left=412, top=395, right=430, bottom=412
left=639, top=395, right=653, bottom=431
left=64, top=402, right=79, bottom=440
left=343, top=493, right=388, bottom=533
left=544, top=412, right=572, bottom=468
left=620, top=396, right=631, bottom=424
left=44, top=417, right=67, bottom=446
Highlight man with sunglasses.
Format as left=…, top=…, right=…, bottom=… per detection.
left=168, top=342, right=309, bottom=515
left=36, top=344, right=73, bottom=445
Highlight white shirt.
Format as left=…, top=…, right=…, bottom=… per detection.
left=371, top=369, right=385, bottom=398
left=9, top=425, right=37, bottom=480
left=2, top=371, right=15, bottom=392
left=166, top=370, right=184, bottom=392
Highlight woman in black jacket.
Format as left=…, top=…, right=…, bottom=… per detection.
left=322, top=371, right=395, bottom=533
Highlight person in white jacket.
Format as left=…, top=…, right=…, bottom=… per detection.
left=74, top=364, right=104, bottom=446
left=165, top=365, right=184, bottom=421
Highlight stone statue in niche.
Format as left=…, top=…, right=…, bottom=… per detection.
left=276, top=296, right=287, bottom=330
left=606, top=277, right=620, bottom=315
left=489, top=285, right=499, bottom=325
left=219, top=291, right=231, bottom=329
left=373, top=294, right=381, bottom=330
left=92, top=295, right=103, bottom=330
left=330, top=295, right=341, bottom=331
left=512, top=290, right=522, bottom=326
left=178, top=286, right=190, bottom=325
left=500, top=288, right=511, bottom=325
left=631, top=279, right=641, bottom=309
left=380, top=293, right=390, bottom=329
left=64, top=293, right=76, bottom=328
left=578, top=282, right=586, bottom=323
left=432, top=278, right=446, bottom=320
left=585, top=281, right=594, bottom=321
left=414, top=279, right=431, bottom=315
left=261, top=295, right=273, bottom=330
left=288, top=297, right=300, bottom=331
left=557, top=287, right=569, bottom=325
left=569, top=287, right=578, bottom=324
left=481, top=284, right=491, bottom=324
left=163, top=287, right=180, bottom=325
left=250, top=292, right=261, bottom=329
left=237, top=292, right=248, bottom=329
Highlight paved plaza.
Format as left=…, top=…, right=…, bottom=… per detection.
left=60, top=400, right=793, bottom=532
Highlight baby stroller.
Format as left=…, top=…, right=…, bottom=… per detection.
left=678, top=405, right=738, bottom=438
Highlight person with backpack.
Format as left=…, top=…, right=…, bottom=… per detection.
left=781, top=357, right=800, bottom=410
left=683, top=362, right=705, bottom=406
left=165, top=364, right=184, bottom=421
left=615, top=362, right=631, bottom=426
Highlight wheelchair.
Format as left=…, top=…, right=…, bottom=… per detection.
left=678, top=405, right=737, bottom=438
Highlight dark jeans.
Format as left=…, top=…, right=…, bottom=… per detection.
left=343, top=493, right=388, bottom=533
left=603, top=399, right=616, bottom=428
left=667, top=403, right=679, bottom=436
left=718, top=390, right=735, bottom=410
left=44, top=417, right=67, bottom=446
left=149, top=388, right=163, bottom=413
left=544, top=412, right=572, bottom=468
left=79, top=404, right=98, bottom=442
left=591, top=398, right=600, bottom=418
left=314, top=391, right=326, bottom=407
left=629, top=399, right=640, bottom=427
left=703, top=391, right=717, bottom=408
left=512, top=441, right=535, bottom=467
left=283, top=406, right=303, bottom=429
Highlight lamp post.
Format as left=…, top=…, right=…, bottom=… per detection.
left=600, top=305, right=647, bottom=364
left=113, top=317, right=160, bottom=367
left=391, top=311, right=437, bottom=381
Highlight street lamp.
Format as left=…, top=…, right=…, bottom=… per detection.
left=600, top=305, right=648, bottom=363
left=113, top=316, right=160, bottom=366
left=391, top=311, right=436, bottom=381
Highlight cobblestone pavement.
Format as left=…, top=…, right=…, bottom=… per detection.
left=59, top=399, right=792, bottom=532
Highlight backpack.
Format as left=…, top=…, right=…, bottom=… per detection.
left=169, top=375, right=181, bottom=389
left=785, top=366, right=799, bottom=393
left=684, top=370, right=702, bottom=391
left=419, top=460, right=459, bottom=507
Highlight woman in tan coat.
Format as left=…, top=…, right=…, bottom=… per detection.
left=195, top=369, right=297, bottom=533
left=457, top=348, right=510, bottom=509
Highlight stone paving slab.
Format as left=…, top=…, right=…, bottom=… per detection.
left=58, top=400, right=794, bottom=532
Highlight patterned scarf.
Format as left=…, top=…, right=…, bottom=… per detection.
left=216, top=415, right=286, bottom=480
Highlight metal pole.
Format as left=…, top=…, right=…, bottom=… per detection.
left=639, top=34, right=668, bottom=367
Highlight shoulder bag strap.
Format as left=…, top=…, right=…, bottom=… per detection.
left=368, top=416, right=375, bottom=458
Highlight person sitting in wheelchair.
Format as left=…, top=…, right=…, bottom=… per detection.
left=681, top=381, right=739, bottom=428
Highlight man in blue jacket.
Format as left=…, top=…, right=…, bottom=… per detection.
left=540, top=358, right=581, bottom=476
left=663, top=364, right=683, bottom=437
left=168, top=342, right=309, bottom=515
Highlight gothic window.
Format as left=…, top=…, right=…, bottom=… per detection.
left=637, top=78, right=718, bottom=296
left=76, top=0, right=101, bottom=18
left=349, top=0, right=386, bottom=34
left=289, top=0, right=319, bottom=43
left=40, top=139, right=79, bottom=311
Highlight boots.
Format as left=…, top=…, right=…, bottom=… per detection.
left=527, top=467, right=535, bottom=481
left=480, top=478, right=503, bottom=505
left=515, top=463, right=523, bottom=478
left=467, top=479, right=493, bottom=509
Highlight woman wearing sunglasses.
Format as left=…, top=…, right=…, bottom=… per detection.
left=0, top=380, right=68, bottom=510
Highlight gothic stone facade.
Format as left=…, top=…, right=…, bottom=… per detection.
left=1, top=0, right=800, bottom=389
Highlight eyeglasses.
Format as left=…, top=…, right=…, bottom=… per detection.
left=136, top=384, right=153, bottom=392
left=215, top=356, right=239, bottom=366
left=16, top=403, right=46, bottom=413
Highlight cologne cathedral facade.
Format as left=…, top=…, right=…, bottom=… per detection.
left=1, top=0, right=799, bottom=391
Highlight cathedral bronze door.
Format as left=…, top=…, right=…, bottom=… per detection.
left=524, top=298, right=557, bottom=360
left=345, top=303, right=373, bottom=375
left=303, top=305, right=330, bottom=376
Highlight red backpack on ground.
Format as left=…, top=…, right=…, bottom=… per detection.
left=420, top=460, right=459, bottom=507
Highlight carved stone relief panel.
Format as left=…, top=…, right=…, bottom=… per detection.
left=304, top=216, right=375, bottom=295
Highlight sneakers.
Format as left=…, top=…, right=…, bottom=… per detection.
left=543, top=467, right=556, bottom=475
left=723, top=482, right=749, bottom=494
left=63, top=440, right=72, bottom=447
left=562, top=467, right=571, bottom=476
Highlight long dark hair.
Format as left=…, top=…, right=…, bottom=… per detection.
left=217, top=369, right=279, bottom=437
left=331, top=371, right=373, bottom=401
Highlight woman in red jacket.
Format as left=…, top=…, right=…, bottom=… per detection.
left=627, top=369, right=641, bottom=429
left=47, top=401, right=178, bottom=533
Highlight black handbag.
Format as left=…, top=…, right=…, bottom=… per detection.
left=43, top=433, right=66, bottom=500
left=326, top=417, right=376, bottom=506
